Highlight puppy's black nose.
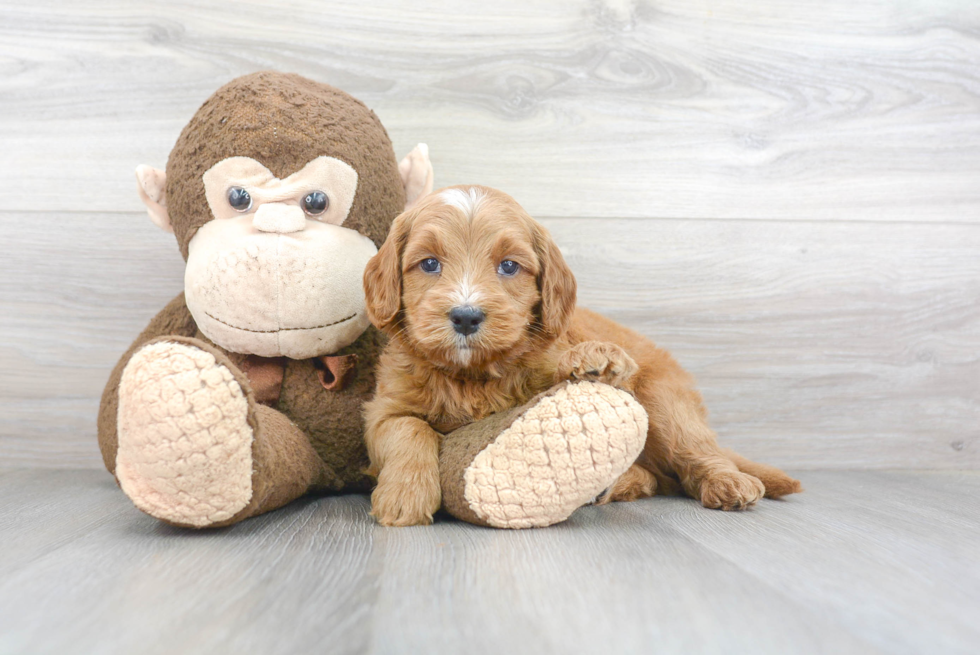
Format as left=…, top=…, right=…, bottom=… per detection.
left=450, top=306, right=485, bottom=336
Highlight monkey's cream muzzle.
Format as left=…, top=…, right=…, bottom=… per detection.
left=183, top=156, right=376, bottom=359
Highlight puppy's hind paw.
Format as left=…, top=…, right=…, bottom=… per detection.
left=699, top=470, right=765, bottom=511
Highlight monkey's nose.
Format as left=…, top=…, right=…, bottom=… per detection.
left=450, top=306, right=485, bottom=336
left=252, top=203, right=307, bottom=234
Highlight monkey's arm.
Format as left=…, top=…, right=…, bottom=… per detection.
left=97, top=293, right=197, bottom=474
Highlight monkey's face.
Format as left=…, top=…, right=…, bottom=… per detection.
left=136, top=72, right=433, bottom=359
left=183, top=156, right=377, bottom=359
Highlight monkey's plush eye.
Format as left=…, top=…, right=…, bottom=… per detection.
left=420, top=258, right=441, bottom=274
left=302, top=191, right=329, bottom=216
left=227, top=187, right=252, bottom=212
left=497, top=260, right=520, bottom=276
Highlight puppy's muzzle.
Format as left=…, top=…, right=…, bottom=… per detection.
left=449, top=305, right=485, bottom=336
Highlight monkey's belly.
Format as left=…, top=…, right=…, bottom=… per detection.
left=274, top=337, right=382, bottom=493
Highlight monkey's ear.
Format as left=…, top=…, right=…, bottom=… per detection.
left=398, top=143, right=434, bottom=211
left=135, top=165, right=173, bottom=233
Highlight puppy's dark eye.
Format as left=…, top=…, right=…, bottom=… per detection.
left=497, top=260, right=520, bottom=276
left=420, top=258, right=441, bottom=274
left=302, top=191, right=329, bottom=216
left=227, top=187, right=252, bottom=212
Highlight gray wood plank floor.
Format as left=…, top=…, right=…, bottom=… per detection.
left=1, top=469, right=977, bottom=655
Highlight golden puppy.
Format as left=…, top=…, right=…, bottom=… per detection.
left=363, top=185, right=801, bottom=526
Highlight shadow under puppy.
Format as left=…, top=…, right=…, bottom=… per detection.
left=363, top=185, right=801, bottom=526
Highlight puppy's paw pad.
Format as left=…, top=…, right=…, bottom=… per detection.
left=700, top=471, right=765, bottom=511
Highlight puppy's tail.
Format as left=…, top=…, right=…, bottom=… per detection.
left=723, top=449, right=803, bottom=499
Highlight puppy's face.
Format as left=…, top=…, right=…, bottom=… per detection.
left=364, top=186, right=576, bottom=371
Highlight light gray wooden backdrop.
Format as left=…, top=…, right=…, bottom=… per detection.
left=1, top=0, right=978, bottom=470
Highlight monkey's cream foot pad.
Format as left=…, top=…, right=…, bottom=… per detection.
left=116, top=341, right=254, bottom=527
left=463, top=382, right=648, bottom=529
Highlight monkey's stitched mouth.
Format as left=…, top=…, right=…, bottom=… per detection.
left=203, top=311, right=358, bottom=334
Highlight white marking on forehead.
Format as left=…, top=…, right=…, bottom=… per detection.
left=449, top=275, right=482, bottom=306
left=439, top=187, right=485, bottom=219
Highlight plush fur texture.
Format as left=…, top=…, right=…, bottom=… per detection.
left=433, top=381, right=648, bottom=529
left=165, top=71, right=405, bottom=258
left=98, top=293, right=382, bottom=498
left=185, top=153, right=377, bottom=358
left=183, top=214, right=377, bottom=359
left=461, top=381, right=647, bottom=528
left=116, top=340, right=256, bottom=527
left=363, top=186, right=801, bottom=526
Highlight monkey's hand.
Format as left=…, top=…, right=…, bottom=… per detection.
left=556, top=341, right=638, bottom=391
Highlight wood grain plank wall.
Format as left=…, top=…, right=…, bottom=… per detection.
left=1, top=0, right=978, bottom=468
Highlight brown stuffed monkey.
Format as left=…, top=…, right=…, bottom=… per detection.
left=98, top=71, right=649, bottom=529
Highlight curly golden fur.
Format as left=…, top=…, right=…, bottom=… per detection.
left=362, top=185, right=801, bottom=526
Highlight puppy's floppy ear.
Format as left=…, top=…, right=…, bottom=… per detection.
left=364, top=210, right=414, bottom=333
left=532, top=221, right=577, bottom=338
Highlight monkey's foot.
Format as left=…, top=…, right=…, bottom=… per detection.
left=445, top=381, right=648, bottom=529
left=116, top=341, right=255, bottom=527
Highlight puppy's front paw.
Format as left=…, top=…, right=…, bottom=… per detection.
left=556, top=341, right=638, bottom=390
left=699, top=470, right=765, bottom=511
left=371, top=462, right=442, bottom=527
